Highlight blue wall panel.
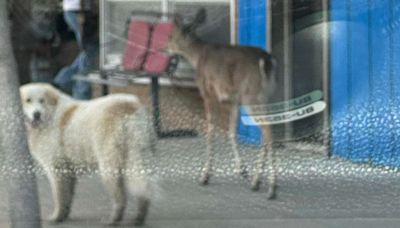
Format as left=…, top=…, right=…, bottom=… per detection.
left=347, top=0, right=370, bottom=162
left=391, top=3, right=400, bottom=167
left=331, top=0, right=400, bottom=167
left=238, top=0, right=267, bottom=49
left=330, top=0, right=351, bottom=159
left=370, top=1, right=392, bottom=166
left=237, top=0, right=267, bottom=145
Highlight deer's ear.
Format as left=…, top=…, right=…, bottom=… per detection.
left=193, top=8, right=207, bottom=25
left=174, top=14, right=184, bottom=28
left=184, top=8, right=206, bottom=34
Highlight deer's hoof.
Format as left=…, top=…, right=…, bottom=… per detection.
left=133, top=217, right=146, bottom=226
left=266, top=185, right=277, bottom=200
left=199, top=172, right=210, bottom=186
left=47, top=212, right=67, bottom=224
left=236, top=165, right=249, bottom=178
left=102, top=215, right=122, bottom=226
left=251, top=177, right=261, bottom=192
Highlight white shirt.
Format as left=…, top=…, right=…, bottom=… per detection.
left=63, top=0, right=81, bottom=11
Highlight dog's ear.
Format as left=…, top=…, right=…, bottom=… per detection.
left=45, top=86, right=59, bottom=106
left=19, top=86, right=26, bottom=101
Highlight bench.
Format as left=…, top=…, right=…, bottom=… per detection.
left=75, top=11, right=197, bottom=138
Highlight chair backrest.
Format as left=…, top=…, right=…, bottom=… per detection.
left=122, top=20, right=151, bottom=70
left=122, top=19, right=174, bottom=74
left=144, top=22, right=174, bottom=73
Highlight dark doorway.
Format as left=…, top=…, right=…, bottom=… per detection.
left=270, top=0, right=328, bottom=141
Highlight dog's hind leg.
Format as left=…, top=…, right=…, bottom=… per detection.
left=126, top=175, right=151, bottom=226
left=98, top=163, right=127, bottom=225
left=251, top=126, right=276, bottom=199
left=133, top=196, right=150, bottom=226
left=48, top=169, right=76, bottom=223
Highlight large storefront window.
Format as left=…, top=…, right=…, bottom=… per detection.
left=2, top=1, right=400, bottom=227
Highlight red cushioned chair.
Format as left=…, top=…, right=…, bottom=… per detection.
left=122, top=20, right=151, bottom=71
left=144, top=22, right=175, bottom=73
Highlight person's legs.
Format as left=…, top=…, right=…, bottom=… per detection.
left=54, top=56, right=80, bottom=95
left=72, top=45, right=98, bottom=100
left=58, top=11, right=97, bottom=100
left=73, top=80, right=92, bottom=100
left=63, top=11, right=82, bottom=48
left=54, top=11, right=85, bottom=96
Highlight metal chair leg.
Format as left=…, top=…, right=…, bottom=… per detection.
left=150, top=76, right=197, bottom=138
left=101, top=72, right=109, bottom=96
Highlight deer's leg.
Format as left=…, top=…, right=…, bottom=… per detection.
left=229, top=103, right=246, bottom=177
left=200, top=98, right=215, bottom=185
left=251, top=126, right=276, bottom=199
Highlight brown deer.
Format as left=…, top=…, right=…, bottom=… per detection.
left=167, top=9, right=277, bottom=198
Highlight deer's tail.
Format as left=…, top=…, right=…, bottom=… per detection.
left=259, top=55, right=277, bottom=98
left=259, top=55, right=277, bottom=81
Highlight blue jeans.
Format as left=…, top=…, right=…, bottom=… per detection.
left=54, top=11, right=96, bottom=100
left=63, top=11, right=82, bottom=48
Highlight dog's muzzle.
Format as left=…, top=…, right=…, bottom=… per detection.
left=33, top=111, right=41, bottom=121
left=25, top=111, right=43, bottom=129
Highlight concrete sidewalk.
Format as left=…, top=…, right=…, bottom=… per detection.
left=1, top=137, right=400, bottom=228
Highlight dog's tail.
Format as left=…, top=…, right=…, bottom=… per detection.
left=122, top=107, right=160, bottom=224
left=125, top=107, right=156, bottom=199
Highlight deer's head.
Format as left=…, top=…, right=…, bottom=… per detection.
left=167, top=8, right=207, bottom=55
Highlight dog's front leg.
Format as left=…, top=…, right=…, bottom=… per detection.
left=48, top=171, right=76, bottom=223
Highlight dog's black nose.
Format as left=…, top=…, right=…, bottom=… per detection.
left=33, top=111, right=41, bottom=121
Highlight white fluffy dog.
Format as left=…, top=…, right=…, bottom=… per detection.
left=20, top=83, right=155, bottom=226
